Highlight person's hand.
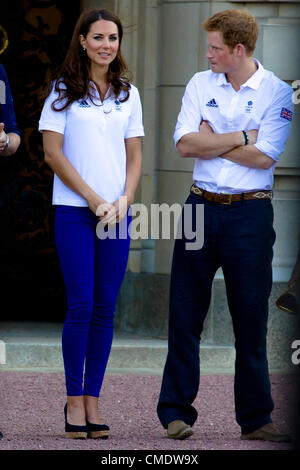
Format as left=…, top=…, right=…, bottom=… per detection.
left=114, top=195, right=130, bottom=223
left=86, top=193, right=113, bottom=218
left=0, top=123, right=7, bottom=153
left=199, top=120, right=214, bottom=134
left=100, top=195, right=129, bottom=225
left=96, top=202, right=116, bottom=225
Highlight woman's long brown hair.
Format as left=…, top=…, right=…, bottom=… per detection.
left=44, top=9, right=131, bottom=111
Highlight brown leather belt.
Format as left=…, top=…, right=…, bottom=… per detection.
left=190, top=184, right=272, bottom=205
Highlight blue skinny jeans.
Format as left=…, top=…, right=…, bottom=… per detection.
left=55, top=205, right=131, bottom=397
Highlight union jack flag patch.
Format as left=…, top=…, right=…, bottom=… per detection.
left=280, top=107, right=293, bottom=121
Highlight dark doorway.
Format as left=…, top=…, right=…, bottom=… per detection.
left=0, top=0, right=80, bottom=321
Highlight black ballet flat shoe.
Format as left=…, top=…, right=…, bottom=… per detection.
left=64, top=404, right=88, bottom=439
left=87, top=420, right=110, bottom=439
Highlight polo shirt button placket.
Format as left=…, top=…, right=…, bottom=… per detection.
left=98, top=102, right=107, bottom=131
left=217, top=92, right=239, bottom=188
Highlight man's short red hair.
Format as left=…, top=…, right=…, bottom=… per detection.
left=203, top=9, right=259, bottom=55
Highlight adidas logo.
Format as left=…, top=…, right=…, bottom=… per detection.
left=206, top=99, right=218, bottom=108
left=79, top=100, right=91, bottom=108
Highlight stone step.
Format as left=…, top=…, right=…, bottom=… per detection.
left=0, top=322, right=236, bottom=373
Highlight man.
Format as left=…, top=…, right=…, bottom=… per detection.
left=0, top=63, right=21, bottom=440
left=157, top=9, right=293, bottom=442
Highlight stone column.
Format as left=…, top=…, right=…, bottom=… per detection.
left=155, top=0, right=211, bottom=273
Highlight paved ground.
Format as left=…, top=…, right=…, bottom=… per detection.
left=0, top=371, right=298, bottom=451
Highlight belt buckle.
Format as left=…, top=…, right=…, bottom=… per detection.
left=220, top=193, right=232, bottom=205
left=191, top=185, right=203, bottom=196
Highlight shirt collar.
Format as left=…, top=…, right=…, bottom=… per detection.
left=216, top=59, right=265, bottom=90
left=216, top=73, right=229, bottom=87
left=241, top=59, right=265, bottom=90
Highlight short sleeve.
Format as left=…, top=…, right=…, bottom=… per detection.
left=173, top=74, right=203, bottom=147
left=125, top=86, right=145, bottom=139
left=38, top=83, right=67, bottom=134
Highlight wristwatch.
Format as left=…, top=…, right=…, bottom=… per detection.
left=242, top=130, right=249, bottom=145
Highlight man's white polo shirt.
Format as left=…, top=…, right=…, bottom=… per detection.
left=39, top=82, right=144, bottom=206
left=174, top=60, right=293, bottom=194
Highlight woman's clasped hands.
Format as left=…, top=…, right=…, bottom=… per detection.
left=96, top=195, right=129, bottom=226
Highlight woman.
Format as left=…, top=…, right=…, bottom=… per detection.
left=39, top=9, right=144, bottom=439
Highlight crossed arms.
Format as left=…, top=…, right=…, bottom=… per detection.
left=176, top=124, right=274, bottom=170
left=174, top=75, right=293, bottom=171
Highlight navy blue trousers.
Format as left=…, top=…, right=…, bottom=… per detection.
left=55, top=205, right=131, bottom=397
left=157, top=192, right=275, bottom=431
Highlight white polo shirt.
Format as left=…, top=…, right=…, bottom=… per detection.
left=174, top=60, right=293, bottom=194
left=39, top=82, right=144, bottom=206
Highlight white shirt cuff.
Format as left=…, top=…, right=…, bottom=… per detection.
left=254, top=141, right=279, bottom=162
left=173, top=127, right=198, bottom=147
